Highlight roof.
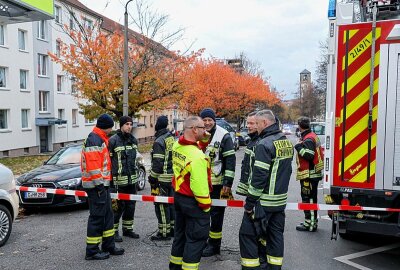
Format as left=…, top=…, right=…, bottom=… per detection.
left=300, top=69, right=311, bottom=74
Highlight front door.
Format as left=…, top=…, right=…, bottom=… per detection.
left=39, top=126, right=48, bottom=153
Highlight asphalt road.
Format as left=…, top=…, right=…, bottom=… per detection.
left=1, top=136, right=399, bottom=270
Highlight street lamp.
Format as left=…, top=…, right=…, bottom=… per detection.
left=123, top=0, right=134, bottom=116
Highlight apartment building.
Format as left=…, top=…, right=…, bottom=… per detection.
left=0, top=0, right=187, bottom=158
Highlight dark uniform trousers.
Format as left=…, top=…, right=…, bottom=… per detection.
left=239, top=206, right=285, bottom=270
left=86, top=187, right=115, bottom=256
left=113, top=184, right=137, bottom=232
left=300, top=179, right=319, bottom=229
left=170, top=193, right=210, bottom=270
left=155, top=182, right=175, bottom=237
left=208, top=185, right=225, bottom=246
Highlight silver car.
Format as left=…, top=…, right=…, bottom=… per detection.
left=0, top=163, right=19, bottom=247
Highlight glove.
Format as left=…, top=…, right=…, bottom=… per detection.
left=324, top=194, right=334, bottom=204
left=148, top=175, right=159, bottom=186
left=220, top=189, right=234, bottom=200
left=111, top=199, right=118, bottom=211
left=151, top=186, right=160, bottom=196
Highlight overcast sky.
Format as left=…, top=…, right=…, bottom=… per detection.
left=82, top=0, right=329, bottom=99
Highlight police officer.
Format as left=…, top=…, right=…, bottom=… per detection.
left=108, top=116, right=140, bottom=241
left=148, top=115, right=175, bottom=241
left=236, top=111, right=266, bottom=268
left=199, top=108, right=236, bottom=257
left=239, top=110, right=293, bottom=270
left=81, top=113, right=124, bottom=260
left=295, top=116, right=324, bottom=232
left=169, top=116, right=212, bottom=270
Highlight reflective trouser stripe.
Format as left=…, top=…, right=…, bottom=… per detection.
left=182, top=261, right=200, bottom=269
left=113, top=223, right=119, bottom=231
left=170, top=255, right=182, bottom=265
left=209, top=231, right=222, bottom=239
left=267, top=255, right=283, bottom=266
left=102, top=229, right=114, bottom=238
left=122, top=220, right=134, bottom=230
left=241, top=257, right=260, bottom=267
left=86, top=236, right=102, bottom=244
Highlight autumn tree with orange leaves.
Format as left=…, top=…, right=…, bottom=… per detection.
left=50, top=2, right=197, bottom=119
left=181, top=59, right=280, bottom=127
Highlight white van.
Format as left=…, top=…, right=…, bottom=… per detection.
left=0, top=163, right=19, bottom=247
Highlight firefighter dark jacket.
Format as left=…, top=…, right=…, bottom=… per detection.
left=236, top=132, right=259, bottom=196
left=81, top=127, right=112, bottom=189
left=245, top=122, right=294, bottom=212
left=150, top=128, right=174, bottom=183
left=108, top=130, right=138, bottom=186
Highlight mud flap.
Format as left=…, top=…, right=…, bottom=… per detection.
left=331, top=211, right=339, bottom=241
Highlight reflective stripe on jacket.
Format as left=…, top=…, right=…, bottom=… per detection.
left=81, top=127, right=112, bottom=189
left=295, top=130, right=324, bottom=181
left=245, top=122, right=294, bottom=212
left=108, top=130, right=138, bottom=186
left=172, top=136, right=212, bottom=212
left=150, top=129, right=174, bottom=183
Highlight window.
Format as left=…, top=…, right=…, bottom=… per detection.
left=0, top=67, right=6, bottom=88
left=21, top=109, right=29, bottom=128
left=39, top=91, right=49, bottom=112
left=0, top=109, right=8, bottom=129
left=56, top=39, right=61, bottom=57
left=20, top=70, right=27, bottom=90
left=83, top=18, right=93, bottom=30
left=18, top=29, right=26, bottom=50
left=0, top=24, right=5, bottom=46
left=72, top=109, right=78, bottom=125
left=58, top=109, right=65, bottom=120
left=37, top=20, right=47, bottom=40
left=57, top=75, right=63, bottom=92
left=69, top=12, right=75, bottom=30
left=38, top=54, right=48, bottom=76
left=85, top=117, right=95, bottom=124
left=71, top=77, right=77, bottom=93
left=55, top=6, right=62, bottom=24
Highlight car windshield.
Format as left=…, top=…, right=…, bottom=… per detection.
left=217, top=120, right=234, bottom=132
left=46, top=146, right=81, bottom=165
left=311, top=124, right=325, bottom=135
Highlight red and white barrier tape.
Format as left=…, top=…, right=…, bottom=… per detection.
left=16, top=186, right=400, bottom=212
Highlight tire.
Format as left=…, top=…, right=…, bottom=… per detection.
left=136, top=167, right=146, bottom=191
left=0, top=204, right=12, bottom=247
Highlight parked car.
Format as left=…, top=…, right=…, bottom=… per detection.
left=282, top=125, right=292, bottom=135
left=0, top=163, right=19, bottom=247
left=16, top=144, right=146, bottom=209
left=310, top=122, right=326, bottom=145
left=237, top=128, right=251, bottom=146
left=216, top=118, right=240, bottom=150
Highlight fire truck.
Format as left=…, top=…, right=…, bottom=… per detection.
left=324, top=0, right=400, bottom=239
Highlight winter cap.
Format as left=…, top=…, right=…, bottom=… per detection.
left=119, top=116, right=133, bottom=128
left=297, top=116, right=310, bottom=129
left=96, top=113, right=114, bottom=129
left=155, top=115, right=169, bottom=131
left=200, top=108, right=216, bottom=121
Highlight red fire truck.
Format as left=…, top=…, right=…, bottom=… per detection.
left=324, top=0, right=400, bottom=239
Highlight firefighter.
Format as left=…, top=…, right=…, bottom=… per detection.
left=169, top=116, right=212, bottom=270
left=236, top=111, right=266, bottom=268
left=81, top=113, right=124, bottom=260
left=108, top=116, right=140, bottom=242
left=198, top=108, right=236, bottom=257
left=239, top=110, right=293, bottom=270
left=149, top=115, right=175, bottom=241
left=295, top=116, right=324, bottom=232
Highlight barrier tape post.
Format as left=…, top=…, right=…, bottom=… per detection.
left=16, top=186, right=400, bottom=212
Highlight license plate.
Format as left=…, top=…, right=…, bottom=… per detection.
left=25, top=192, right=47, bottom=199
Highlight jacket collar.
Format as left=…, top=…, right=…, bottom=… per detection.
left=259, top=122, right=281, bottom=139
left=300, top=129, right=311, bottom=139
left=93, top=127, right=109, bottom=145
left=178, top=135, right=200, bottom=148
left=116, top=129, right=133, bottom=141
left=155, top=128, right=169, bottom=138
left=248, top=132, right=258, bottom=140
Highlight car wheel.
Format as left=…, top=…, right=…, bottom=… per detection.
left=136, top=167, right=146, bottom=191
left=0, top=204, right=12, bottom=247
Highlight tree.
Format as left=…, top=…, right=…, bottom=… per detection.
left=314, top=39, right=328, bottom=118
left=49, top=1, right=197, bottom=119
left=180, top=59, right=279, bottom=127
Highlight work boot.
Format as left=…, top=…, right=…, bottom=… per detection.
left=123, top=230, right=140, bottom=239
left=150, top=232, right=171, bottom=241
left=114, top=231, right=123, bottom=242
left=105, top=246, right=125, bottom=256
left=85, top=251, right=110, bottom=260
left=296, top=223, right=316, bottom=232
left=202, top=242, right=220, bottom=257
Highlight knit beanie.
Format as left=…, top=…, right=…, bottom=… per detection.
left=155, top=115, right=169, bottom=131
left=119, top=116, right=133, bottom=128
left=96, top=113, right=114, bottom=129
left=200, top=108, right=216, bottom=121
left=298, top=116, right=310, bottom=129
